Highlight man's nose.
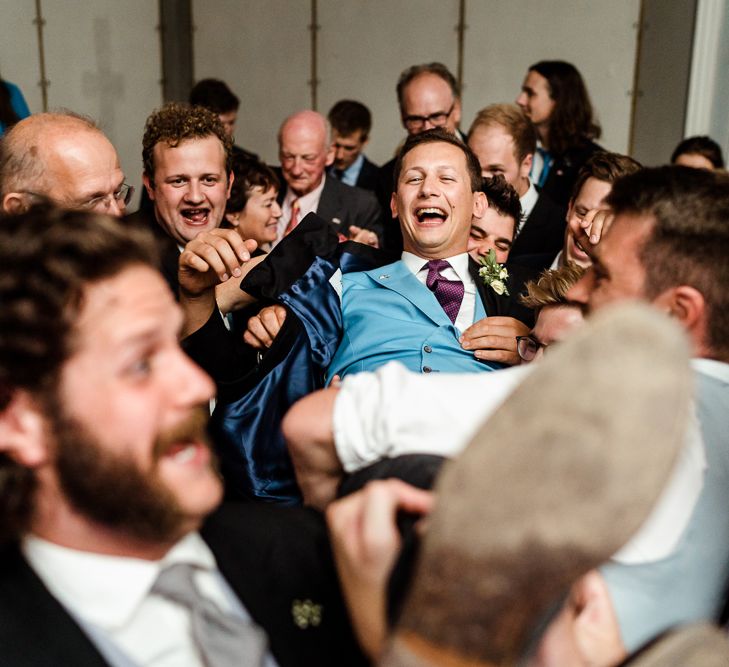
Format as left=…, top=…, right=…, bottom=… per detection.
left=185, top=180, right=204, bottom=203
left=516, top=92, right=527, bottom=107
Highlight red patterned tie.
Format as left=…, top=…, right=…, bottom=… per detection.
left=284, top=198, right=300, bottom=235
left=425, top=259, right=464, bottom=324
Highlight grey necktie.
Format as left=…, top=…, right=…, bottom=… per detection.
left=152, top=562, right=268, bottom=667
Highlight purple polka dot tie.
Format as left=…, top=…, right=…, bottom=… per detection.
left=425, top=259, right=464, bottom=324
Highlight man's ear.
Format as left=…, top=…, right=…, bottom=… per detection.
left=571, top=571, right=626, bottom=664
left=0, top=391, right=49, bottom=468
left=520, top=153, right=534, bottom=181
left=225, top=212, right=239, bottom=227
left=325, top=143, right=335, bottom=168
left=390, top=192, right=398, bottom=220
left=472, top=190, right=488, bottom=219
left=226, top=171, right=234, bottom=199
left=142, top=173, right=155, bottom=201
left=2, top=192, right=29, bottom=215
left=654, top=285, right=708, bottom=348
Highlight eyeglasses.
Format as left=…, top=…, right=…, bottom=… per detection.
left=403, top=102, right=456, bottom=132
left=17, top=183, right=134, bottom=212
left=516, top=334, right=549, bottom=362
left=77, top=183, right=134, bottom=212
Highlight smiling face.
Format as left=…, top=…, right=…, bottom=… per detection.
left=393, top=141, right=485, bottom=259
left=228, top=185, right=282, bottom=245
left=468, top=124, right=531, bottom=197
left=564, top=177, right=613, bottom=267
left=47, top=265, right=221, bottom=545
left=279, top=113, right=333, bottom=196
left=144, top=135, right=232, bottom=245
left=468, top=207, right=515, bottom=264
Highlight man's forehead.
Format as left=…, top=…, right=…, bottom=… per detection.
left=403, top=73, right=453, bottom=111
left=75, top=267, right=180, bottom=347
left=402, top=142, right=466, bottom=170
left=153, top=135, right=226, bottom=166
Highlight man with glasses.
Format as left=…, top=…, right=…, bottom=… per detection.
left=0, top=111, right=132, bottom=217
left=378, top=62, right=464, bottom=256
left=516, top=262, right=585, bottom=363
left=275, top=109, right=382, bottom=247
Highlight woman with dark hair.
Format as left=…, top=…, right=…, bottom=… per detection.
left=671, top=135, right=725, bottom=170
left=517, top=60, right=603, bottom=206
left=0, top=73, right=30, bottom=136
left=224, top=155, right=282, bottom=248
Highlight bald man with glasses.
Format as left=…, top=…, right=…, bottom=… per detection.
left=0, top=111, right=131, bottom=217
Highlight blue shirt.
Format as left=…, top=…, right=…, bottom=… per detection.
left=0, top=80, right=31, bottom=135
left=330, top=153, right=365, bottom=187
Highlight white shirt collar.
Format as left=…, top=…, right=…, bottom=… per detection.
left=284, top=173, right=327, bottom=211
left=401, top=251, right=471, bottom=284
left=519, top=180, right=539, bottom=227
left=692, top=357, right=729, bottom=383
left=22, top=531, right=217, bottom=630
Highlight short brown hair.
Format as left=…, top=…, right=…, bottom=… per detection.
left=571, top=151, right=642, bottom=203
left=142, top=102, right=232, bottom=185
left=469, top=104, right=537, bottom=165
left=606, top=166, right=729, bottom=361
left=521, top=263, right=586, bottom=311
left=328, top=100, right=372, bottom=139
left=393, top=128, right=481, bottom=192
left=0, top=205, right=158, bottom=541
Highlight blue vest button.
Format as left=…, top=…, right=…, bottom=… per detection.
left=423, top=366, right=432, bottom=373
left=423, top=345, right=432, bottom=353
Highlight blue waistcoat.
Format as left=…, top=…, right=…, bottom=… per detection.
left=327, top=259, right=493, bottom=382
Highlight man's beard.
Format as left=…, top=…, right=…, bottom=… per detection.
left=50, top=404, right=215, bottom=544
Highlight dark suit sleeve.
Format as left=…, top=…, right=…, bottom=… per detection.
left=203, top=504, right=369, bottom=667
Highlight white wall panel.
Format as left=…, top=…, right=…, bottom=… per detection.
left=318, top=0, right=460, bottom=164
left=193, top=0, right=311, bottom=164
left=0, top=3, right=42, bottom=114
left=41, top=1, right=162, bottom=199
left=0, top=1, right=162, bottom=206
left=464, top=0, right=640, bottom=154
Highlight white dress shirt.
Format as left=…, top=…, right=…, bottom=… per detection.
left=401, top=251, right=476, bottom=333
left=333, top=361, right=531, bottom=472
left=23, top=532, right=277, bottom=667
left=274, top=176, right=327, bottom=246
left=517, top=180, right=539, bottom=235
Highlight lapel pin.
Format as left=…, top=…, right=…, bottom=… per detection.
left=379, top=274, right=390, bottom=280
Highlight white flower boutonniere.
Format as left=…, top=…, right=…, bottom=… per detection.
left=478, top=249, right=509, bottom=296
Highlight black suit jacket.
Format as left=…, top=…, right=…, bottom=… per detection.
left=541, top=138, right=603, bottom=207
left=330, top=155, right=380, bottom=192
left=0, top=504, right=366, bottom=666
left=277, top=171, right=383, bottom=241
left=509, top=189, right=566, bottom=270
left=125, top=207, right=181, bottom=297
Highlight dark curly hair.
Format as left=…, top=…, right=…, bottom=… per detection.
left=142, top=102, right=232, bottom=185
left=481, top=174, right=522, bottom=226
left=0, top=205, right=158, bottom=541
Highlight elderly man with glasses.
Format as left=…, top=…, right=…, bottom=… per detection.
left=0, top=111, right=132, bottom=217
